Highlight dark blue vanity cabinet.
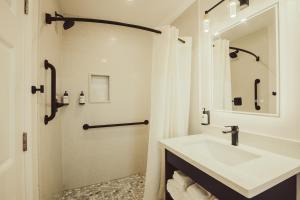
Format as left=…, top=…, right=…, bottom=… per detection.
left=165, top=150, right=297, bottom=200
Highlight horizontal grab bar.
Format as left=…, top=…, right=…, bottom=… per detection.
left=83, top=120, right=149, bottom=130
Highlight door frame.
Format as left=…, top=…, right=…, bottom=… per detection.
left=23, top=0, right=40, bottom=199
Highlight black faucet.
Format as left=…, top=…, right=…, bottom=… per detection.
left=222, top=126, right=239, bottom=146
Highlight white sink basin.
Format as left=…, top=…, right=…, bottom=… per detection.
left=184, top=139, right=260, bottom=166
left=160, top=134, right=300, bottom=198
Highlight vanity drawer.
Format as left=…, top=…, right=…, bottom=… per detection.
left=165, top=150, right=297, bottom=200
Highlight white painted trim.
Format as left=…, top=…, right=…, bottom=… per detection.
left=23, top=0, right=40, bottom=199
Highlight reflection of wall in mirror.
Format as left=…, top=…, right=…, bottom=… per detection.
left=230, top=24, right=276, bottom=114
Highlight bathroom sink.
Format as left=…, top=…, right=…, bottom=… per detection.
left=160, top=134, right=300, bottom=198
left=184, top=140, right=260, bottom=166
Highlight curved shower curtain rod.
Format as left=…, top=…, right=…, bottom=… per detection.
left=229, top=47, right=260, bottom=61
left=45, top=12, right=186, bottom=43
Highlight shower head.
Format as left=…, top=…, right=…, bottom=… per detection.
left=47, top=12, right=76, bottom=30
left=229, top=47, right=260, bottom=62
left=229, top=50, right=239, bottom=59
left=63, top=20, right=75, bottom=30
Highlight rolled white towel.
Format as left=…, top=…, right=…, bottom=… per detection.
left=173, top=171, right=194, bottom=191
left=167, top=179, right=188, bottom=200
left=187, top=183, right=211, bottom=200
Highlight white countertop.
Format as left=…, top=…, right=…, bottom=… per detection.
left=160, top=134, right=300, bottom=198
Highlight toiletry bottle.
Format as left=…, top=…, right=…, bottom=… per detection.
left=201, top=108, right=210, bottom=125
left=62, top=91, right=69, bottom=105
left=79, top=91, right=85, bottom=105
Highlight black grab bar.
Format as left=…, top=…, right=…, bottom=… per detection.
left=83, top=120, right=149, bottom=130
left=254, top=79, right=261, bottom=111
left=44, top=60, right=66, bottom=125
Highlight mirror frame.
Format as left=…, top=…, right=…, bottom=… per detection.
left=210, top=3, right=280, bottom=117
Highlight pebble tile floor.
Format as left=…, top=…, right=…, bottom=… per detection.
left=60, top=174, right=145, bottom=200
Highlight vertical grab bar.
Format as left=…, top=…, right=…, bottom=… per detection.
left=44, top=60, right=65, bottom=125
left=254, top=79, right=261, bottom=110
left=44, top=60, right=56, bottom=125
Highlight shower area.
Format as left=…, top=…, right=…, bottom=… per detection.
left=37, top=0, right=197, bottom=200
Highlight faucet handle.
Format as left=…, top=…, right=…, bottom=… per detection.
left=223, top=125, right=239, bottom=132
left=223, top=126, right=239, bottom=146
left=224, top=125, right=238, bottom=128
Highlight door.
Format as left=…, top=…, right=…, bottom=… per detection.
left=0, top=0, right=26, bottom=199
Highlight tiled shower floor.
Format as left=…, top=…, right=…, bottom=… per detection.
left=60, top=174, right=145, bottom=200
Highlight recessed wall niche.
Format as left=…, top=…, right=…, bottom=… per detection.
left=89, top=74, right=110, bottom=103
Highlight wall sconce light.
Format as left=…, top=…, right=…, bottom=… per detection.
left=203, top=13, right=210, bottom=33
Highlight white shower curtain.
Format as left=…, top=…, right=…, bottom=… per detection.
left=213, top=39, right=232, bottom=110
left=143, top=26, right=192, bottom=200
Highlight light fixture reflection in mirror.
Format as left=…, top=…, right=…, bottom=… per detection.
left=241, top=18, right=248, bottom=23
left=229, top=0, right=239, bottom=18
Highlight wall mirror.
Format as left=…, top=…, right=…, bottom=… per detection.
left=212, top=5, right=279, bottom=115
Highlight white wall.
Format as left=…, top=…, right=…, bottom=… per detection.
left=60, top=23, right=152, bottom=189
left=38, top=0, right=63, bottom=199
left=196, top=0, right=300, bottom=141
left=172, top=1, right=201, bottom=133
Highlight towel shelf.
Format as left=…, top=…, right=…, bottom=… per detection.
left=165, top=150, right=297, bottom=200
left=83, top=120, right=149, bottom=130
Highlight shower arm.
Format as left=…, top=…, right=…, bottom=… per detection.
left=45, top=13, right=186, bottom=43
left=230, top=47, right=260, bottom=61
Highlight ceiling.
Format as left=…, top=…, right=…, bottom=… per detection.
left=59, top=0, right=196, bottom=28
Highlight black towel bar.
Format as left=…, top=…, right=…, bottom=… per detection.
left=83, top=120, right=149, bottom=130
